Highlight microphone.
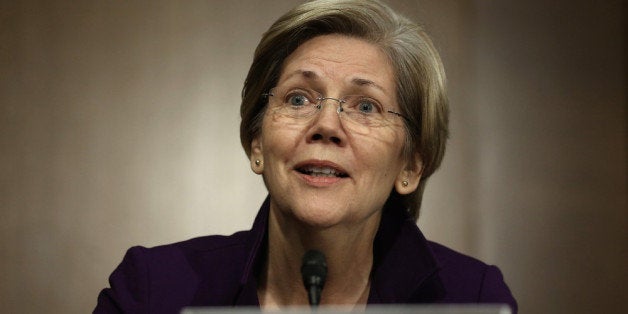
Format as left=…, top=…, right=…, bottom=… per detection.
left=301, top=249, right=327, bottom=307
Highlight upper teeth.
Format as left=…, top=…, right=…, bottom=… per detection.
left=302, top=166, right=343, bottom=177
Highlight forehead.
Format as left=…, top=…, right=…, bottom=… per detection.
left=278, top=34, right=396, bottom=96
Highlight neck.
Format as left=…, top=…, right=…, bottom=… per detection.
left=257, top=204, right=381, bottom=309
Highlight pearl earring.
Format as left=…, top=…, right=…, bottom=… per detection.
left=255, top=159, right=261, bottom=166
left=402, top=180, right=409, bottom=187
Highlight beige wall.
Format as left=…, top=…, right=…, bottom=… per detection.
left=1, top=0, right=625, bottom=313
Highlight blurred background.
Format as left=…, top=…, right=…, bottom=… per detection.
left=1, top=0, right=625, bottom=313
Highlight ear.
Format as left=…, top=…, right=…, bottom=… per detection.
left=394, top=154, right=424, bottom=195
left=250, top=137, right=264, bottom=175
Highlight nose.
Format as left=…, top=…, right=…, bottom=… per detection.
left=317, top=97, right=344, bottom=114
left=306, top=98, right=347, bottom=145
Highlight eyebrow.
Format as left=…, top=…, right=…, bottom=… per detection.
left=282, top=70, right=387, bottom=93
left=350, top=77, right=386, bottom=93
left=281, top=70, right=320, bottom=82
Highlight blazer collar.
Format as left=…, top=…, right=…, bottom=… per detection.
left=369, top=198, right=444, bottom=303
left=234, top=196, right=443, bottom=305
left=233, top=196, right=270, bottom=305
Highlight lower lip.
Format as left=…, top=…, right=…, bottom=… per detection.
left=297, top=171, right=345, bottom=186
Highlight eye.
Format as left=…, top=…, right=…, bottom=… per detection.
left=356, top=98, right=381, bottom=113
left=286, top=92, right=310, bottom=107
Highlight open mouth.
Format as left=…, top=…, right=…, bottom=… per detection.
left=296, top=165, right=349, bottom=178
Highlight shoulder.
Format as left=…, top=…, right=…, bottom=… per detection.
left=95, top=231, right=252, bottom=313
left=125, top=231, right=251, bottom=278
left=428, top=240, right=489, bottom=278
left=146, top=231, right=251, bottom=261
left=427, top=241, right=518, bottom=313
left=138, top=230, right=253, bottom=287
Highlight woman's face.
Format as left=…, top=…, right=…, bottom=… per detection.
left=251, top=34, right=420, bottom=228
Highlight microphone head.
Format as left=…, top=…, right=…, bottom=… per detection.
left=301, top=249, right=327, bottom=288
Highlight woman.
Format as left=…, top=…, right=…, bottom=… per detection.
left=95, top=0, right=517, bottom=312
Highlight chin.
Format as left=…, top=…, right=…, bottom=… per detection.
left=268, top=197, right=343, bottom=228
left=270, top=195, right=375, bottom=229
left=290, top=200, right=375, bottom=229
left=295, top=210, right=346, bottom=229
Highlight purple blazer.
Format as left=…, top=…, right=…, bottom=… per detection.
left=95, top=198, right=517, bottom=313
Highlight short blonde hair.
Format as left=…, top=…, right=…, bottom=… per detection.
left=240, top=0, right=449, bottom=220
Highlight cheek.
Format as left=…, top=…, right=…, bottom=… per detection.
left=355, top=131, right=406, bottom=168
left=260, top=117, right=303, bottom=162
